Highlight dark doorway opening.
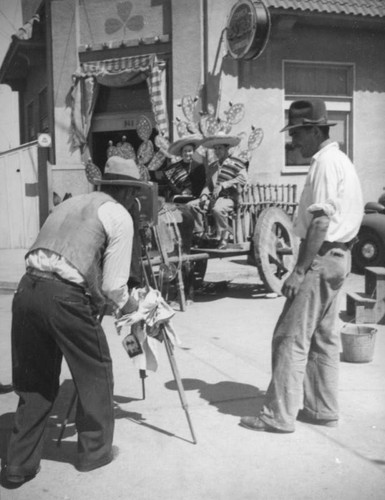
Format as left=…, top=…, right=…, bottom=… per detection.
left=91, top=130, right=142, bottom=172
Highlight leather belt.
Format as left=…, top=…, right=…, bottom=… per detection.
left=26, top=267, right=85, bottom=290
left=318, top=239, right=356, bottom=256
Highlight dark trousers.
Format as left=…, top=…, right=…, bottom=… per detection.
left=6, top=273, right=114, bottom=475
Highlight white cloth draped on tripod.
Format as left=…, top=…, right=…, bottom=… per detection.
left=115, top=287, right=180, bottom=371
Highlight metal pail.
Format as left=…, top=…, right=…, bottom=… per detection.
left=340, top=324, right=377, bottom=363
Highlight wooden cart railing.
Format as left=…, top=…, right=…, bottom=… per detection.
left=232, top=183, right=298, bottom=245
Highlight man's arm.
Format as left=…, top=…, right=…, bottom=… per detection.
left=281, top=210, right=329, bottom=300
left=222, top=167, right=248, bottom=189
left=98, top=202, right=138, bottom=313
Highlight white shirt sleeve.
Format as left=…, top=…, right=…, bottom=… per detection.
left=307, top=155, right=340, bottom=217
left=98, top=201, right=133, bottom=309
left=294, top=142, right=364, bottom=242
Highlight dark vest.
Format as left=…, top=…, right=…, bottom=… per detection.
left=27, top=192, right=113, bottom=309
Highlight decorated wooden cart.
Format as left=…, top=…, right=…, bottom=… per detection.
left=85, top=94, right=300, bottom=302
left=190, top=182, right=299, bottom=296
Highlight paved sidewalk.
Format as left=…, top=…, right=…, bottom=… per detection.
left=0, top=248, right=384, bottom=499
left=0, top=248, right=27, bottom=291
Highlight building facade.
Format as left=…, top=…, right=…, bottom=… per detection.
left=0, top=0, right=384, bottom=247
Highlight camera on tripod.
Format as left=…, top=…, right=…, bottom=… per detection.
left=136, top=181, right=159, bottom=228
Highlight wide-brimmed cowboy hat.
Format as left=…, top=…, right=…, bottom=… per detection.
left=200, top=133, right=241, bottom=149
left=280, top=99, right=337, bottom=132
left=93, top=156, right=149, bottom=188
left=168, top=134, right=203, bottom=156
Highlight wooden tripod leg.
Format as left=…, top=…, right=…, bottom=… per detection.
left=176, top=267, right=186, bottom=311
left=139, top=228, right=196, bottom=443
left=139, top=369, right=147, bottom=400
left=162, top=326, right=197, bottom=444
left=57, top=388, right=77, bottom=447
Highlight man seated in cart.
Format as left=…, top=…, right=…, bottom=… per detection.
left=188, top=133, right=248, bottom=249
left=163, top=134, right=206, bottom=202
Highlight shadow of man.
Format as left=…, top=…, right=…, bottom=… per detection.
left=165, top=378, right=265, bottom=417
left=0, top=379, right=145, bottom=481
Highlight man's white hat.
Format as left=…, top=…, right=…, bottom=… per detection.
left=94, top=156, right=149, bottom=188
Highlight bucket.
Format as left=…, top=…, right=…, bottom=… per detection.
left=340, top=324, right=377, bottom=363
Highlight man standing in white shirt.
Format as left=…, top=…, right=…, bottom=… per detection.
left=241, top=99, right=364, bottom=433
left=3, top=159, right=148, bottom=484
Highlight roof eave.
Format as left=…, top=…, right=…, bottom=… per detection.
left=269, top=7, right=385, bottom=33
left=0, top=35, right=45, bottom=90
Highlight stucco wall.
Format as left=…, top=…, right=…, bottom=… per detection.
left=47, top=0, right=384, bottom=202
left=0, top=86, right=19, bottom=151
left=354, top=91, right=385, bottom=202
left=203, top=0, right=385, bottom=202
left=50, top=0, right=172, bottom=196
left=78, top=0, right=170, bottom=46
left=50, top=0, right=85, bottom=197
left=170, top=0, right=203, bottom=136
left=350, top=28, right=385, bottom=203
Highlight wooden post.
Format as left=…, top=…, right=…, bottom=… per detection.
left=37, top=146, right=50, bottom=227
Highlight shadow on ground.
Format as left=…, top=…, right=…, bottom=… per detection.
left=165, top=378, right=265, bottom=417
left=193, top=282, right=271, bottom=302
left=0, top=379, right=163, bottom=475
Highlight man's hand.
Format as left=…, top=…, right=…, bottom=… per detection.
left=281, top=268, right=305, bottom=300
left=120, top=295, right=139, bottom=315
left=212, top=184, right=223, bottom=199
left=199, top=194, right=210, bottom=212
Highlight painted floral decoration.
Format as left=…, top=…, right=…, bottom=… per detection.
left=105, top=1, right=144, bottom=35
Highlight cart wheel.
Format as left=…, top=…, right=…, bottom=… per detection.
left=252, top=207, right=299, bottom=294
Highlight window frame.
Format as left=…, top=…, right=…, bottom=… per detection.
left=282, top=60, right=354, bottom=174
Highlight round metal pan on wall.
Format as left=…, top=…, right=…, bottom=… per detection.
left=226, top=0, right=271, bottom=61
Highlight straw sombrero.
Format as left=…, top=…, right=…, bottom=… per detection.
left=200, top=133, right=241, bottom=149
left=168, top=134, right=203, bottom=156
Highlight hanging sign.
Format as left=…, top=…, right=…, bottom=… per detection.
left=226, top=0, right=271, bottom=60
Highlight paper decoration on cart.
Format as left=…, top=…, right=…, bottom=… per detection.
left=136, top=115, right=152, bottom=141
left=137, top=140, right=154, bottom=164
left=107, top=137, right=136, bottom=160
left=135, top=115, right=156, bottom=179
left=173, top=95, right=263, bottom=163
left=85, top=158, right=103, bottom=185
left=146, top=133, right=171, bottom=171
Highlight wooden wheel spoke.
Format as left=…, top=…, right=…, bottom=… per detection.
left=268, top=253, right=289, bottom=276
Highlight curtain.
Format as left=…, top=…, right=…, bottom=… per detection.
left=69, top=54, right=169, bottom=153
left=69, top=75, right=99, bottom=153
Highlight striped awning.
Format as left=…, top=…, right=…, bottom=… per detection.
left=75, top=54, right=158, bottom=78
